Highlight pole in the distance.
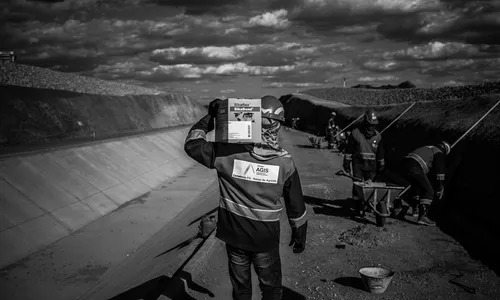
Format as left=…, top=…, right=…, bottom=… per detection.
left=451, top=99, right=500, bottom=149
left=380, top=102, right=416, bottom=134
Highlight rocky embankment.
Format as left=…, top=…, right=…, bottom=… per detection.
left=0, top=62, right=206, bottom=154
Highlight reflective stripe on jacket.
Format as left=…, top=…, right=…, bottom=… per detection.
left=405, top=145, right=446, bottom=181
left=184, top=115, right=307, bottom=252
left=345, top=128, right=383, bottom=172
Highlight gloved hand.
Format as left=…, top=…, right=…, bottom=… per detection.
left=436, top=188, right=444, bottom=200
left=289, top=221, right=307, bottom=254
left=208, top=98, right=223, bottom=118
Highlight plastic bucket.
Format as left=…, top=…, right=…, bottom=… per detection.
left=359, top=266, right=395, bottom=294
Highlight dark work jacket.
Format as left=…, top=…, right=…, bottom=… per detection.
left=184, top=115, right=307, bottom=253
left=344, top=127, right=385, bottom=172
left=406, top=145, right=446, bottom=181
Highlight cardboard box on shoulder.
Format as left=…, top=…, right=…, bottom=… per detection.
left=215, top=98, right=262, bottom=143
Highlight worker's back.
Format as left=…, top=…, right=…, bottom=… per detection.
left=406, top=145, right=442, bottom=174
left=213, top=143, right=297, bottom=253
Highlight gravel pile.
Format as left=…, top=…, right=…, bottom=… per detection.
left=0, top=61, right=165, bottom=96
left=302, top=81, right=500, bottom=106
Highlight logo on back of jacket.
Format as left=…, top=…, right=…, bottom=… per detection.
left=233, top=159, right=280, bottom=184
left=244, top=164, right=269, bottom=176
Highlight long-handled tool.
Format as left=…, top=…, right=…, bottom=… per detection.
left=380, top=102, right=416, bottom=134
left=335, top=169, right=363, bottom=182
left=450, top=99, right=500, bottom=149
left=333, top=113, right=364, bottom=139
left=434, top=98, right=500, bottom=209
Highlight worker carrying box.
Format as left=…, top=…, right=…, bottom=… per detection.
left=215, top=98, right=262, bottom=143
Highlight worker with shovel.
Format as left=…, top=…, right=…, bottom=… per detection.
left=184, top=96, right=308, bottom=300
left=343, top=109, right=385, bottom=215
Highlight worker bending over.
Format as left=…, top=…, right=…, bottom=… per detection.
left=343, top=109, right=385, bottom=212
left=398, top=141, right=450, bottom=226
left=184, top=96, right=308, bottom=300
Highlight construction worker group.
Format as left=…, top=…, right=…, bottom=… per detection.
left=184, top=96, right=450, bottom=299
left=341, top=109, right=449, bottom=226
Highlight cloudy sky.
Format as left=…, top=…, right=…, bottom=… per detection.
left=1, top=0, right=499, bottom=101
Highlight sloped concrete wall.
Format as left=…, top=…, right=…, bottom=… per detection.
left=0, top=126, right=199, bottom=269
left=0, top=85, right=206, bottom=152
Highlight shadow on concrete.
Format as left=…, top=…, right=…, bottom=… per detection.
left=154, top=237, right=198, bottom=258
left=294, top=144, right=317, bottom=149
left=334, top=276, right=365, bottom=292
left=304, top=195, right=377, bottom=226
left=282, top=287, right=306, bottom=299
left=108, top=270, right=214, bottom=300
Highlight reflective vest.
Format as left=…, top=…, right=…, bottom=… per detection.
left=346, top=128, right=382, bottom=171
left=213, top=145, right=305, bottom=252
left=406, top=146, right=445, bottom=180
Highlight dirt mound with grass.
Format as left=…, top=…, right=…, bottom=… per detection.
left=280, top=93, right=500, bottom=274
left=0, top=85, right=206, bottom=155
left=0, top=62, right=208, bottom=154
left=300, top=81, right=500, bottom=106
left=0, top=62, right=165, bottom=96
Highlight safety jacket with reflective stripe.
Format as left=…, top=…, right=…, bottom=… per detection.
left=406, top=146, right=446, bottom=181
left=344, top=128, right=384, bottom=172
left=184, top=114, right=307, bottom=253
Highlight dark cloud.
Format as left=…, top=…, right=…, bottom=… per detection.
left=21, top=55, right=108, bottom=72
left=244, top=49, right=300, bottom=67
left=147, top=0, right=249, bottom=15
left=376, top=15, right=425, bottom=42
left=149, top=52, right=234, bottom=65
left=1, top=0, right=499, bottom=92
left=376, top=0, right=500, bottom=45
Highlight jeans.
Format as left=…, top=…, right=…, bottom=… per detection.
left=226, top=244, right=282, bottom=300
left=401, top=158, right=435, bottom=205
left=352, top=163, right=376, bottom=201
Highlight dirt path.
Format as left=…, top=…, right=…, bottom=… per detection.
left=182, top=129, right=500, bottom=300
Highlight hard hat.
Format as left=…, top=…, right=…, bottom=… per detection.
left=364, top=109, right=378, bottom=125
left=331, top=111, right=336, bottom=116
left=261, top=95, right=285, bottom=123
left=436, top=141, right=451, bottom=155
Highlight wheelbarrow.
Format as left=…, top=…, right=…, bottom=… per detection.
left=335, top=170, right=410, bottom=227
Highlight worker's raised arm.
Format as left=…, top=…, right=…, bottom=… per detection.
left=184, top=99, right=223, bottom=169
left=184, top=114, right=216, bottom=169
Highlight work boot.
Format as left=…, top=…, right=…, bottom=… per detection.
left=408, top=204, right=419, bottom=217
left=417, top=204, right=436, bottom=226
left=394, top=206, right=409, bottom=220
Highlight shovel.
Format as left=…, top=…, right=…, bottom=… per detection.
left=335, top=169, right=363, bottom=182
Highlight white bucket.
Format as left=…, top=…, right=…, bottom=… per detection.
left=359, top=266, right=395, bottom=294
